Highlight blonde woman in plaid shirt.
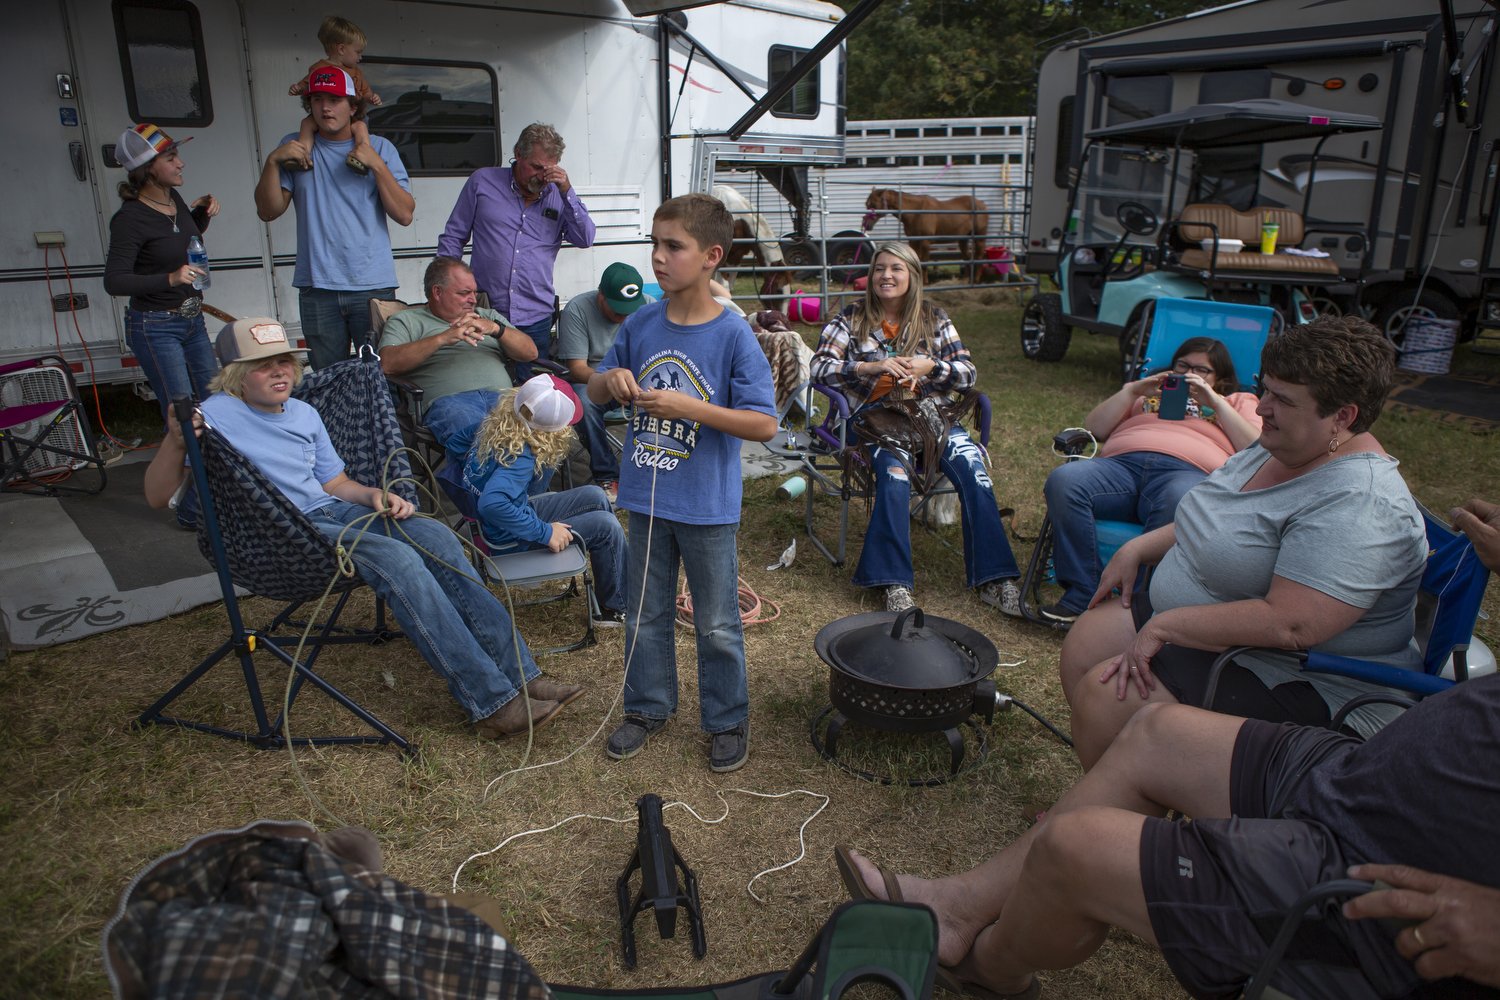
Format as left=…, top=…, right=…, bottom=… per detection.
left=810, top=241, right=1022, bottom=616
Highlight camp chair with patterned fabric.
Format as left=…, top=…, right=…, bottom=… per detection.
left=551, top=900, right=939, bottom=1000
left=136, top=357, right=419, bottom=752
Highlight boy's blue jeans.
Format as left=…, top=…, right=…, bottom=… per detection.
left=1042, top=451, right=1206, bottom=613
left=308, top=501, right=540, bottom=721
left=852, top=427, right=1020, bottom=592
left=621, top=511, right=747, bottom=734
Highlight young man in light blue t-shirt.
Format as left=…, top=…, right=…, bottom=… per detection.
left=253, top=67, right=414, bottom=371
left=589, top=194, right=776, bottom=772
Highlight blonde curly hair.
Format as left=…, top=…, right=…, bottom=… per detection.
left=472, top=387, right=576, bottom=470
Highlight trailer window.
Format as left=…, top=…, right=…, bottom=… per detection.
left=362, top=59, right=499, bottom=176
left=1199, top=69, right=1270, bottom=104
left=1055, top=96, right=1076, bottom=189
left=113, top=0, right=212, bottom=127
left=1105, top=75, right=1171, bottom=125
left=769, top=46, right=819, bottom=119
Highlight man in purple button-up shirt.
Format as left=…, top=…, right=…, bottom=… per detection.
left=437, top=123, right=595, bottom=378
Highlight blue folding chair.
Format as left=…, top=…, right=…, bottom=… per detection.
left=1203, top=504, right=1492, bottom=731
left=1020, top=297, right=1277, bottom=627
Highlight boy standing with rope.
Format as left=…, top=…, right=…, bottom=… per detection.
left=590, top=194, right=777, bottom=772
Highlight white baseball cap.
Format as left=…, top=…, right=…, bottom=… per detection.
left=514, top=374, right=582, bottom=432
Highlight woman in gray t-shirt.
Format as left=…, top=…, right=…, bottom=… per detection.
left=1059, top=317, right=1427, bottom=769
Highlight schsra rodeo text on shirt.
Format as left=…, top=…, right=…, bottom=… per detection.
left=630, top=350, right=711, bottom=467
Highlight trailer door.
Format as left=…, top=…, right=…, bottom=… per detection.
left=0, top=4, right=132, bottom=374
left=64, top=0, right=275, bottom=336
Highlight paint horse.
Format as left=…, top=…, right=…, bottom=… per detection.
left=713, top=183, right=791, bottom=308
left=864, top=188, right=989, bottom=282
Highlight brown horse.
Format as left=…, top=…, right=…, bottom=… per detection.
left=865, top=188, right=989, bottom=282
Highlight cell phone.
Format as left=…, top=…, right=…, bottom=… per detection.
left=1158, top=374, right=1188, bottom=420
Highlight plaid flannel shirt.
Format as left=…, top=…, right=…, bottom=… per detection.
left=103, top=820, right=552, bottom=1000
left=809, top=304, right=976, bottom=410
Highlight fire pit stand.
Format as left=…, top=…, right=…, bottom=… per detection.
left=810, top=607, right=1001, bottom=786
left=810, top=705, right=991, bottom=786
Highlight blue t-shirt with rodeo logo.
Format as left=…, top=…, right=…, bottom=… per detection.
left=600, top=299, right=775, bottom=524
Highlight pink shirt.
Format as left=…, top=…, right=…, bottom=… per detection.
left=1099, top=391, right=1261, bottom=472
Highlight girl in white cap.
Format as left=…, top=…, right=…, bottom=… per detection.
left=449, top=374, right=627, bottom=626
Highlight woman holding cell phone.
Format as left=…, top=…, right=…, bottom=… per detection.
left=1037, top=337, right=1261, bottom=625
left=103, top=123, right=222, bottom=427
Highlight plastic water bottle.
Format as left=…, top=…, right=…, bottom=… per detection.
left=187, top=235, right=211, bottom=291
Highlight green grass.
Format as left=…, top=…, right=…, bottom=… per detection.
left=2, top=284, right=1496, bottom=999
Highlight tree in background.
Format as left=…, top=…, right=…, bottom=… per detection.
left=836, top=0, right=1211, bottom=119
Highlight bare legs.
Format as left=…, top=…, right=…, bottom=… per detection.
left=1060, top=595, right=1183, bottom=770
left=842, top=703, right=1245, bottom=993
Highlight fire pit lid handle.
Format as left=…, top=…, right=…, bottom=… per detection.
left=890, top=606, right=924, bottom=638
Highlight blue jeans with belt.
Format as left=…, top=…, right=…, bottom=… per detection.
left=298, top=286, right=395, bottom=371
left=852, top=427, right=1020, bottom=592
left=125, top=307, right=218, bottom=422
left=307, top=500, right=541, bottom=721
left=127, top=306, right=217, bottom=528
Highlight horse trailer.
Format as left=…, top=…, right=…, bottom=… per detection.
left=1027, top=0, right=1500, bottom=338
left=6, top=0, right=849, bottom=386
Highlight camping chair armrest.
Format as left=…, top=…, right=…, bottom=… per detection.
left=385, top=374, right=425, bottom=414
left=1201, top=646, right=1282, bottom=711
left=530, top=359, right=569, bottom=378
left=1242, top=879, right=1376, bottom=1000
left=1302, top=652, right=1454, bottom=697
left=1053, top=427, right=1094, bottom=455
left=1329, top=692, right=1420, bottom=732
left=810, top=382, right=853, bottom=420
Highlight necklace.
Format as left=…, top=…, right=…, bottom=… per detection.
left=141, top=189, right=179, bottom=233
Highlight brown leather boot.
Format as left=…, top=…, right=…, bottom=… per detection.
left=526, top=674, right=586, bottom=708
left=475, top=696, right=562, bottom=739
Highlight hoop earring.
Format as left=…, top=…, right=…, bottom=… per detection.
left=1328, top=435, right=1341, bottom=454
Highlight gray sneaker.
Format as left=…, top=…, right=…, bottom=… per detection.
left=709, top=723, right=749, bottom=772
left=606, top=715, right=666, bottom=760
left=884, top=585, right=916, bottom=613
left=979, top=579, right=1023, bottom=618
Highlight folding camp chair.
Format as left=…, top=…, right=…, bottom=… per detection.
left=0, top=354, right=107, bottom=496
left=136, top=356, right=421, bottom=752
left=1203, top=503, right=1492, bottom=731
left=1019, top=298, right=1276, bottom=627
left=551, top=900, right=939, bottom=1000
left=435, top=460, right=598, bottom=655
left=801, top=382, right=994, bottom=567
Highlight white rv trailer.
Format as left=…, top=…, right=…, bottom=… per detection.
left=6, top=0, right=848, bottom=385
left=1027, top=0, right=1500, bottom=335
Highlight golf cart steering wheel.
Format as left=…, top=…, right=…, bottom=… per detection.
left=1116, top=201, right=1158, bottom=237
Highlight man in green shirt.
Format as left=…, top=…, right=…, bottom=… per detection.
left=378, top=256, right=536, bottom=459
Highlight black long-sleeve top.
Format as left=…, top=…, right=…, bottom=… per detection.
left=103, top=192, right=212, bottom=311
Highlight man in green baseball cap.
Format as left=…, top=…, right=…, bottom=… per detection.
left=555, top=262, right=654, bottom=499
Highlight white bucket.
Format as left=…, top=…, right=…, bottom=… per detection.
left=1398, top=317, right=1459, bottom=375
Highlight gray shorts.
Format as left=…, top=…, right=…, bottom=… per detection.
left=1140, top=719, right=1419, bottom=999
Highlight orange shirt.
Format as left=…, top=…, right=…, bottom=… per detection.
left=1099, top=391, right=1261, bottom=472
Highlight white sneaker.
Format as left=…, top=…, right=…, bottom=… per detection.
left=884, top=585, right=916, bottom=613
left=979, top=579, right=1023, bottom=618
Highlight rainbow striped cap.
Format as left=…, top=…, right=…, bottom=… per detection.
left=116, top=123, right=192, bottom=171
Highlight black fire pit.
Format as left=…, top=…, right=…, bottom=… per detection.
left=811, top=607, right=1000, bottom=784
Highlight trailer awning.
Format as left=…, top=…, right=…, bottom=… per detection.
left=1085, top=99, right=1382, bottom=149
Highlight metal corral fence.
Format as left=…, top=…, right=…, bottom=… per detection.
left=714, top=117, right=1038, bottom=315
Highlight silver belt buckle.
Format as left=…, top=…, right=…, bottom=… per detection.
left=178, top=297, right=202, bottom=318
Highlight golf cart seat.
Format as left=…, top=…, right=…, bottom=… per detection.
left=1172, top=204, right=1341, bottom=279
